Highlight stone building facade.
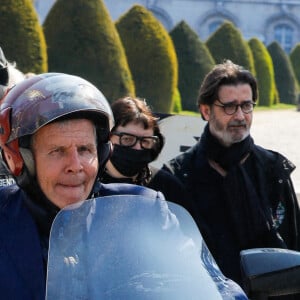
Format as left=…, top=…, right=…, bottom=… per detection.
left=34, top=0, right=300, bottom=53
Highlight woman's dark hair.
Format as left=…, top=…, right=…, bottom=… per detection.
left=197, top=60, right=258, bottom=107
left=111, top=97, right=164, bottom=158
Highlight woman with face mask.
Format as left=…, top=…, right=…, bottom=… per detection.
left=102, top=96, right=186, bottom=206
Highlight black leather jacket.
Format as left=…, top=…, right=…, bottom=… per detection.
left=163, top=142, right=300, bottom=285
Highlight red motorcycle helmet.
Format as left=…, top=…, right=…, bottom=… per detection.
left=0, top=73, right=114, bottom=187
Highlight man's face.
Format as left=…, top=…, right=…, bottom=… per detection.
left=33, top=119, right=99, bottom=208
left=200, top=83, right=253, bottom=147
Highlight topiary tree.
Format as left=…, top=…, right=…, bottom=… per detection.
left=43, top=0, right=135, bottom=103
left=0, top=0, right=47, bottom=73
left=290, top=43, right=300, bottom=88
left=206, top=21, right=255, bottom=74
left=267, top=42, right=297, bottom=105
left=170, top=21, right=215, bottom=112
left=172, top=87, right=182, bottom=113
left=116, top=5, right=178, bottom=113
left=248, top=38, right=277, bottom=106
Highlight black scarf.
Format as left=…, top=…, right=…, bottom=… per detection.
left=201, top=124, right=286, bottom=249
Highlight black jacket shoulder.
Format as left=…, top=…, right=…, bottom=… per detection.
left=162, top=143, right=199, bottom=185
left=148, top=166, right=186, bottom=206
left=252, top=145, right=296, bottom=179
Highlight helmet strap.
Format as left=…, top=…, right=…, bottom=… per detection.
left=20, top=147, right=35, bottom=176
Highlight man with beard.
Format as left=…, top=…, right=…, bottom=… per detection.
left=163, top=60, right=300, bottom=295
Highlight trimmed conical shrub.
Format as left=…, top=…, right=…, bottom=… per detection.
left=0, top=0, right=47, bottom=73
left=172, top=87, right=182, bottom=113
left=248, top=38, right=277, bottom=106
left=267, top=42, right=297, bottom=104
left=43, top=0, right=135, bottom=102
left=290, top=43, right=300, bottom=88
left=170, top=21, right=215, bottom=112
left=116, top=5, right=178, bottom=113
left=206, top=21, right=255, bottom=74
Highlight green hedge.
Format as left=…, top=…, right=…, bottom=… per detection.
left=170, top=21, right=215, bottom=112
left=206, top=21, right=255, bottom=74
left=43, top=0, right=135, bottom=102
left=290, top=43, right=300, bottom=90
left=268, top=42, right=297, bottom=104
left=0, top=0, right=47, bottom=73
left=116, top=5, right=178, bottom=113
left=248, top=38, right=277, bottom=106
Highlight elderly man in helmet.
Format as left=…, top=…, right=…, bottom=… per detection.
left=0, top=73, right=169, bottom=298
left=0, top=73, right=249, bottom=300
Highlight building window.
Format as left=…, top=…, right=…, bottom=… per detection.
left=208, top=20, right=224, bottom=35
left=274, top=24, right=294, bottom=53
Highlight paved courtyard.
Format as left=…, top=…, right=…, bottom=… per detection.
left=251, top=109, right=300, bottom=195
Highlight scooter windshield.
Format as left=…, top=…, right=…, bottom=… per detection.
left=46, top=195, right=247, bottom=300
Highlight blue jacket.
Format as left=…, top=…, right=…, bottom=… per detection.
left=0, top=183, right=164, bottom=300
left=0, top=183, right=247, bottom=300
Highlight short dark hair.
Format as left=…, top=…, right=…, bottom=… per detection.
left=197, top=60, right=258, bottom=107
left=111, top=97, right=157, bottom=131
left=111, top=96, right=165, bottom=157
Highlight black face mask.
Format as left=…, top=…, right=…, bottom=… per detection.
left=110, top=144, right=154, bottom=177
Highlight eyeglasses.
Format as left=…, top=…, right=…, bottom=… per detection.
left=111, top=132, right=159, bottom=149
left=214, top=100, right=256, bottom=115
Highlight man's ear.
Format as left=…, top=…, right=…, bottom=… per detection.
left=199, top=104, right=211, bottom=121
